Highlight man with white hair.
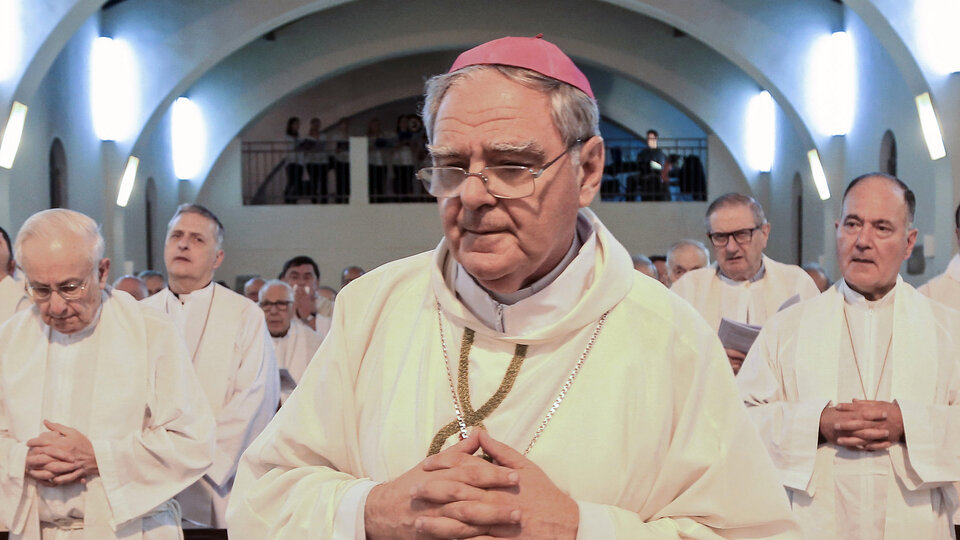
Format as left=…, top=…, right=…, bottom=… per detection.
left=0, top=208, right=215, bottom=539
left=665, top=238, right=710, bottom=286
left=738, top=174, right=960, bottom=539
left=672, top=193, right=819, bottom=373
left=228, top=36, right=797, bottom=539
left=0, top=224, right=28, bottom=324
left=142, top=203, right=279, bottom=528
left=258, top=280, right=324, bottom=402
left=137, top=270, right=166, bottom=297
left=112, top=274, right=148, bottom=301
left=631, top=254, right=659, bottom=280
left=242, top=276, right=265, bottom=303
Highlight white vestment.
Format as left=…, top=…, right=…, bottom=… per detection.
left=737, top=278, right=960, bottom=539
left=272, top=318, right=324, bottom=401
left=0, top=291, right=215, bottom=540
left=919, top=253, right=960, bottom=309
left=0, top=273, right=28, bottom=326
left=142, top=283, right=280, bottom=528
left=670, top=255, right=820, bottom=331
left=227, top=209, right=800, bottom=539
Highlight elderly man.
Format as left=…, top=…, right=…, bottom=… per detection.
left=802, top=262, right=832, bottom=293
left=112, top=274, right=148, bottom=300
left=672, top=193, right=819, bottom=372
left=0, top=209, right=215, bottom=539
left=341, top=265, right=365, bottom=287
left=631, top=254, right=659, bottom=280
left=142, top=203, right=279, bottom=528
left=137, top=270, right=166, bottom=297
left=259, top=280, right=324, bottom=401
left=738, top=174, right=960, bottom=539
left=0, top=225, right=28, bottom=324
left=242, top=276, right=265, bottom=303
left=279, top=255, right=332, bottom=336
left=919, top=202, right=960, bottom=305
left=649, top=255, right=669, bottom=286
left=666, top=238, right=710, bottom=285
left=228, top=36, right=797, bottom=539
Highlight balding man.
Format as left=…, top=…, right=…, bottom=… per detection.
left=142, top=204, right=279, bottom=528
left=666, top=239, right=710, bottom=285
left=802, top=262, right=832, bottom=293
left=113, top=274, right=148, bottom=301
left=631, top=254, right=659, bottom=280
left=229, top=36, right=797, bottom=539
left=0, top=209, right=214, bottom=540
left=242, top=277, right=265, bottom=303
left=137, top=270, right=166, bottom=297
left=258, top=280, right=324, bottom=402
left=672, top=193, right=819, bottom=372
left=738, top=174, right=960, bottom=539
left=340, top=265, right=365, bottom=287
left=919, top=202, right=960, bottom=307
left=0, top=224, right=28, bottom=325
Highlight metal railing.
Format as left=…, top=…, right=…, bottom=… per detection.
left=601, top=137, right=708, bottom=202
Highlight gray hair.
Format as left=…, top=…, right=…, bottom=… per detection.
left=422, top=65, right=600, bottom=149
left=113, top=274, right=148, bottom=298
left=137, top=269, right=164, bottom=280
left=667, top=239, right=710, bottom=267
left=168, top=203, right=225, bottom=249
left=705, top=193, right=767, bottom=232
left=258, top=279, right=294, bottom=303
left=15, top=209, right=105, bottom=269
left=631, top=254, right=658, bottom=279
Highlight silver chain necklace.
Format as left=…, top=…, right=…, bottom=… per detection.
left=435, top=300, right=609, bottom=455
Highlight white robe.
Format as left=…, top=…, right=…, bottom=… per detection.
left=0, top=290, right=215, bottom=540
left=272, top=318, right=324, bottom=401
left=919, top=253, right=960, bottom=309
left=737, top=278, right=960, bottom=539
left=670, top=255, right=820, bottom=331
left=142, top=283, right=280, bottom=528
left=0, top=273, right=28, bottom=327
left=226, top=209, right=800, bottom=539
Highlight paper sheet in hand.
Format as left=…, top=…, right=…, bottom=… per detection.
left=279, top=368, right=297, bottom=394
left=718, top=318, right=762, bottom=354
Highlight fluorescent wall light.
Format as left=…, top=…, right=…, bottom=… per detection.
left=171, top=97, right=206, bottom=180
left=806, top=149, right=831, bottom=201
left=116, top=156, right=139, bottom=207
left=916, top=0, right=960, bottom=75
left=0, top=101, right=28, bottom=169
left=915, top=92, right=946, bottom=160
left=0, top=0, right=21, bottom=81
left=746, top=90, right=776, bottom=172
left=91, top=37, right=139, bottom=141
left=808, top=31, right=856, bottom=136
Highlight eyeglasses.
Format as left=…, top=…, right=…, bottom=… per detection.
left=25, top=278, right=91, bottom=302
left=417, top=139, right=582, bottom=199
left=260, top=300, right=292, bottom=311
left=707, top=226, right=762, bottom=247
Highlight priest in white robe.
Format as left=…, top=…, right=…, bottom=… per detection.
left=142, top=204, right=279, bottom=528
left=671, top=193, right=819, bottom=372
left=0, top=225, right=28, bottom=325
left=227, top=36, right=799, bottom=540
left=919, top=202, right=960, bottom=308
left=738, top=173, right=960, bottom=539
left=0, top=208, right=215, bottom=540
left=278, top=255, right=333, bottom=336
left=258, top=279, right=324, bottom=401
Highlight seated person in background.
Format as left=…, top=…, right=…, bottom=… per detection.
left=112, top=274, right=148, bottom=300
left=242, top=276, right=265, bottom=303
left=738, top=173, right=960, bottom=539
left=671, top=193, right=819, bottom=373
left=259, top=280, right=325, bottom=402
left=631, top=254, right=659, bottom=281
left=0, top=208, right=215, bottom=539
left=666, top=238, right=710, bottom=285
left=137, top=269, right=166, bottom=297
left=801, top=262, right=832, bottom=293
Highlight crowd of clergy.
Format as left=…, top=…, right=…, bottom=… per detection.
left=1, top=35, right=960, bottom=540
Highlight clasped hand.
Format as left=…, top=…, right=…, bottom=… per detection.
left=819, top=399, right=904, bottom=451
left=364, top=430, right=578, bottom=539
left=24, top=420, right=98, bottom=487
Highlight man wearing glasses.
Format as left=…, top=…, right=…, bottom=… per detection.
left=672, top=193, right=819, bottom=373
left=228, top=36, right=798, bottom=539
left=258, top=279, right=324, bottom=402
left=0, top=209, right=215, bottom=539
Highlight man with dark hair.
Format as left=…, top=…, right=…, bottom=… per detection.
left=739, top=173, right=960, bottom=539
left=229, top=36, right=797, bottom=540
left=0, top=224, right=27, bottom=324
left=919, top=201, right=960, bottom=307
left=142, top=203, right=279, bottom=528
left=279, top=255, right=331, bottom=335
left=672, top=192, right=819, bottom=373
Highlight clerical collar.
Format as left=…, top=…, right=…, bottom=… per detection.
left=171, top=281, right=214, bottom=303
left=717, top=260, right=766, bottom=285
left=839, top=277, right=898, bottom=309
left=453, top=214, right=595, bottom=333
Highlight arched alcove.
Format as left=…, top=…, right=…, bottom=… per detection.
left=48, top=138, right=67, bottom=208
left=879, top=129, right=897, bottom=176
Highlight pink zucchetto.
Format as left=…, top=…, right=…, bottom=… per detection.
left=448, top=34, right=594, bottom=99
